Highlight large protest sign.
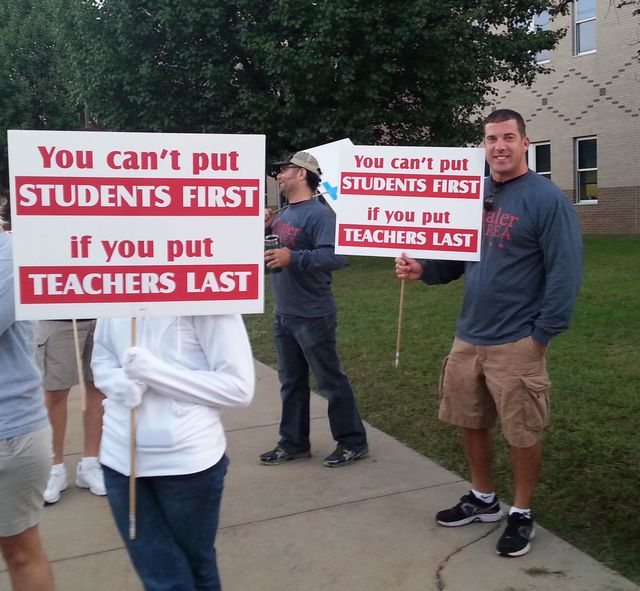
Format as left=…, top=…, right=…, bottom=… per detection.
left=335, top=144, right=485, bottom=260
left=8, top=130, right=265, bottom=320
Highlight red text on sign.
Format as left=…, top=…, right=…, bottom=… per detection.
left=15, top=177, right=259, bottom=216
left=18, top=264, right=259, bottom=303
left=338, top=224, right=478, bottom=252
left=340, top=172, right=481, bottom=198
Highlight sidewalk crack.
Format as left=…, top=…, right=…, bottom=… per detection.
left=435, top=524, right=502, bottom=590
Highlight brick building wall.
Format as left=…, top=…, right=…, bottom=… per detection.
left=489, top=1, right=640, bottom=234
left=569, top=187, right=640, bottom=234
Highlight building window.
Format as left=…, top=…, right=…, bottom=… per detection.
left=533, top=11, right=551, bottom=63
left=576, top=137, right=597, bottom=203
left=575, top=0, right=596, bottom=55
left=529, top=142, right=551, bottom=179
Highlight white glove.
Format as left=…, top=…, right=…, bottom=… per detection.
left=123, top=346, right=163, bottom=383
left=108, top=377, right=147, bottom=409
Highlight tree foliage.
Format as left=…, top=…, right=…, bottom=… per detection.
left=617, top=0, right=640, bottom=59
left=2, top=0, right=571, bottom=187
left=0, top=0, right=82, bottom=187
left=52, top=0, right=569, bottom=159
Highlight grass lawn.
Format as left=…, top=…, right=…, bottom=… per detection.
left=245, top=234, right=640, bottom=584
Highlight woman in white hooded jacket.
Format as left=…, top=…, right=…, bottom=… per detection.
left=91, top=314, right=254, bottom=591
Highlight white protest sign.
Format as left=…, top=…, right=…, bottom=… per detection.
left=304, top=138, right=353, bottom=213
left=9, top=130, right=265, bottom=319
left=335, top=144, right=485, bottom=260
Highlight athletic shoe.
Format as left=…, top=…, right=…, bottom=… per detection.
left=259, top=446, right=311, bottom=466
left=322, top=445, right=369, bottom=467
left=75, top=460, right=107, bottom=496
left=436, top=491, right=504, bottom=526
left=496, top=512, right=536, bottom=557
left=44, top=464, right=68, bottom=504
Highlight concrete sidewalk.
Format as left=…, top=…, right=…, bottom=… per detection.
left=2, top=360, right=637, bottom=591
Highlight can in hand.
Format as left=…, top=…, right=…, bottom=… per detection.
left=264, top=235, right=281, bottom=274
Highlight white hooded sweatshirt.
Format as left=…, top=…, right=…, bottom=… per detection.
left=91, top=315, right=254, bottom=477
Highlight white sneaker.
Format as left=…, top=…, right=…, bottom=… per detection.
left=76, top=459, right=107, bottom=496
left=44, top=464, right=68, bottom=504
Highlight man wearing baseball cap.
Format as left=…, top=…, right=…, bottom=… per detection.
left=260, top=151, right=369, bottom=468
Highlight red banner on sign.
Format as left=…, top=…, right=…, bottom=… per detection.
left=14, top=177, right=260, bottom=216
left=19, top=264, right=259, bottom=303
left=338, top=224, right=478, bottom=252
left=340, top=172, right=481, bottom=199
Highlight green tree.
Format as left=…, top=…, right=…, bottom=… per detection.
left=0, top=0, right=82, bottom=188
left=54, top=0, right=568, bottom=159
left=618, top=0, right=640, bottom=59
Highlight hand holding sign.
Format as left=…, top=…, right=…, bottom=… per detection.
left=395, top=253, right=423, bottom=281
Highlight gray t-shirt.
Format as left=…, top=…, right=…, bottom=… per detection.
left=0, top=231, right=48, bottom=439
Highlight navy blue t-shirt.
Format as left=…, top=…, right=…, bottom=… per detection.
left=421, top=171, right=583, bottom=346
left=269, top=199, right=345, bottom=318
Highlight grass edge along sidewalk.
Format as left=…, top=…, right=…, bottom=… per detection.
left=244, top=235, right=640, bottom=585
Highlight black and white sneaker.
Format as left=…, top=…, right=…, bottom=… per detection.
left=259, top=446, right=311, bottom=466
left=496, top=512, right=536, bottom=557
left=436, top=491, right=504, bottom=527
left=322, top=445, right=369, bottom=467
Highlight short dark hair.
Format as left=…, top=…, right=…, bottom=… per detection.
left=303, top=169, right=321, bottom=193
left=483, top=109, right=526, bottom=137
left=0, top=187, right=10, bottom=227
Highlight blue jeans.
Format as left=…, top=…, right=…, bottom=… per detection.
left=103, top=456, right=228, bottom=591
left=274, top=314, right=367, bottom=453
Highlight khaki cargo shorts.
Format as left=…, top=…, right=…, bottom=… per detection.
left=438, top=336, right=551, bottom=447
left=36, top=320, right=96, bottom=391
left=0, top=425, right=52, bottom=537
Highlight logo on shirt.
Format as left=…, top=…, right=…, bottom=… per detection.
left=272, top=220, right=302, bottom=248
left=483, top=207, right=519, bottom=249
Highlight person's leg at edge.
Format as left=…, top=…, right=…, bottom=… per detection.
left=510, top=441, right=542, bottom=509
left=45, top=389, right=70, bottom=464
left=82, top=382, right=104, bottom=458
left=0, top=526, right=54, bottom=591
left=102, top=465, right=195, bottom=590
left=297, top=316, right=367, bottom=452
left=81, top=321, right=104, bottom=459
left=461, top=427, right=494, bottom=494
left=274, top=316, right=312, bottom=454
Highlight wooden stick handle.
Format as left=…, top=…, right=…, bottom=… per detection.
left=71, top=319, right=87, bottom=411
left=129, top=317, right=137, bottom=540
left=395, top=280, right=406, bottom=368
left=129, top=407, right=137, bottom=540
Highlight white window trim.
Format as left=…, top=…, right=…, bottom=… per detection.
left=530, top=142, right=551, bottom=177
left=575, top=136, right=598, bottom=204
left=530, top=12, right=552, bottom=63
left=574, top=0, right=597, bottom=56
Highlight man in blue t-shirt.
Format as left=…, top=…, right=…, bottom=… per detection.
left=396, top=109, right=582, bottom=557
left=259, top=151, right=368, bottom=468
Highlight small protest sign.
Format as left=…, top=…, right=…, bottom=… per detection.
left=334, top=144, right=485, bottom=261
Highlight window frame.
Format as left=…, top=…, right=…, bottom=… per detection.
left=574, top=0, right=597, bottom=56
left=531, top=11, right=551, bottom=64
left=575, top=136, right=598, bottom=205
left=529, top=142, right=552, bottom=180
